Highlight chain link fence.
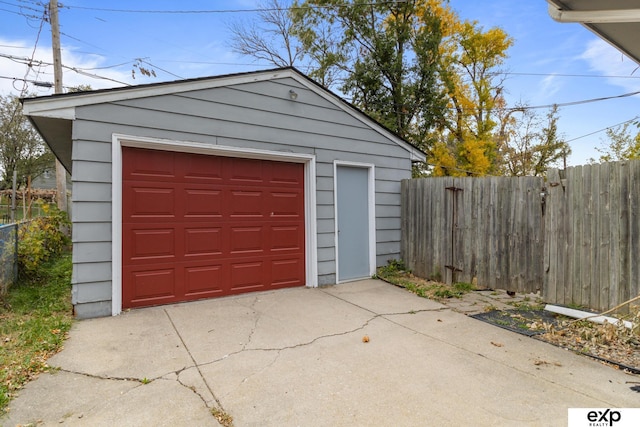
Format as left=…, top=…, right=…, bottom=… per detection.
left=0, top=223, right=19, bottom=296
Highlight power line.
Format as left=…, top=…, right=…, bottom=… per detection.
left=0, top=74, right=53, bottom=87
left=0, top=0, right=39, bottom=12
left=564, top=116, right=639, bottom=144
left=4, top=48, right=640, bottom=110
left=508, top=90, right=640, bottom=112
left=0, top=43, right=30, bottom=49
left=0, top=52, right=130, bottom=86
left=136, top=58, right=184, bottom=80
left=61, top=2, right=409, bottom=14
left=504, top=71, right=640, bottom=80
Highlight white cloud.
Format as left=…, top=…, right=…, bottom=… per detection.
left=539, top=74, right=562, bottom=98
left=581, top=39, right=640, bottom=92
left=0, top=37, right=135, bottom=97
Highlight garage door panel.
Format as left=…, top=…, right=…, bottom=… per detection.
left=122, top=147, right=305, bottom=309
left=125, top=268, right=177, bottom=307
left=183, top=188, right=224, bottom=218
left=271, top=258, right=305, bottom=287
left=182, top=155, right=224, bottom=182
left=124, top=185, right=176, bottom=218
left=230, top=226, right=264, bottom=254
left=184, top=227, right=223, bottom=256
left=184, top=264, right=225, bottom=296
left=228, top=158, right=265, bottom=183
left=230, top=261, right=265, bottom=292
left=229, top=190, right=265, bottom=218
left=124, top=149, right=176, bottom=181
left=271, top=226, right=303, bottom=251
left=269, top=192, right=303, bottom=217
left=270, top=162, right=304, bottom=186
left=128, top=228, right=176, bottom=261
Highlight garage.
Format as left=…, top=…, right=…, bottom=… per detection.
left=22, top=67, right=426, bottom=318
left=122, top=147, right=305, bottom=308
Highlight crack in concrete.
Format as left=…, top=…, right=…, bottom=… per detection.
left=175, top=369, right=215, bottom=411
left=163, top=308, right=228, bottom=422
left=44, top=367, right=155, bottom=420
left=241, top=296, right=260, bottom=351
left=196, top=307, right=441, bottom=369
left=319, top=287, right=450, bottom=316
left=54, top=365, right=221, bottom=422
left=53, top=368, right=148, bottom=384
left=238, top=351, right=281, bottom=387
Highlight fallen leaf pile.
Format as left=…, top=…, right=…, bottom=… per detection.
left=537, top=310, right=640, bottom=372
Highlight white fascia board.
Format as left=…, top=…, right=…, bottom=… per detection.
left=548, top=3, right=640, bottom=23
left=23, top=69, right=297, bottom=118
left=21, top=104, right=75, bottom=120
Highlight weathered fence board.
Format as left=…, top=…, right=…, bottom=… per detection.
left=401, top=176, right=545, bottom=293
left=544, top=161, right=640, bottom=311
left=401, top=160, right=640, bottom=312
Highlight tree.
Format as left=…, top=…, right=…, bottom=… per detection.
left=229, top=0, right=304, bottom=68
left=292, top=0, right=447, bottom=143
left=233, top=0, right=516, bottom=176
left=0, top=95, right=54, bottom=189
left=429, top=18, right=513, bottom=176
left=499, top=105, right=571, bottom=176
left=592, top=122, right=640, bottom=163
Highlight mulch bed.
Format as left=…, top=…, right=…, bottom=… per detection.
left=471, top=309, right=640, bottom=375
left=471, top=309, right=560, bottom=336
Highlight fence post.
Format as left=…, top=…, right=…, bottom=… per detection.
left=13, top=223, right=18, bottom=284
left=10, top=170, right=17, bottom=222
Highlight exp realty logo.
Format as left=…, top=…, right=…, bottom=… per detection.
left=586, top=409, right=620, bottom=426
left=568, top=408, right=640, bottom=427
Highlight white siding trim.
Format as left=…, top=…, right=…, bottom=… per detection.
left=111, top=133, right=318, bottom=316
left=333, top=160, right=376, bottom=284
left=111, top=135, right=123, bottom=316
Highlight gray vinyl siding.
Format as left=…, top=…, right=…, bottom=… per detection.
left=69, top=76, right=415, bottom=317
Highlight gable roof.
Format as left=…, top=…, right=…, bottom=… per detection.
left=22, top=67, right=426, bottom=172
left=547, top=0, right=640, bottom=64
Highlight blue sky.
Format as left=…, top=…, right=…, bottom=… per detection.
left=1, top=0, right=639, bottom=166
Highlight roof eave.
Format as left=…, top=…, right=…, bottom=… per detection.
left=22, top=67, right=427, bottom=165
left=546, top=1, right=640, bottom=64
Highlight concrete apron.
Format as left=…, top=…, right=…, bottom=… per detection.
left=2, top=279, right=637, bottom=426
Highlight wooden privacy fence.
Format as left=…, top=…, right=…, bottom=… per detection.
left=544, top=162, right=640, bottom=312
left=401, top=176, right=545, bottom=294
left=401, top=160, right=640, bottom=312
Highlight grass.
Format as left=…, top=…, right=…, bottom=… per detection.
left=506, top=300, right=546, bottom=311
left=376, top=260, right=476, bottom=301
left=0, top=251, right=73, bottom=414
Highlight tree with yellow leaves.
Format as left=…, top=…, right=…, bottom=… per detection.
left=430, top=16, right=513, bottom=176
left=232, top=1, right=516, bottom=176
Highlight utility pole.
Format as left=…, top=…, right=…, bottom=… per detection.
left=49, top=0, right=68, bottom=213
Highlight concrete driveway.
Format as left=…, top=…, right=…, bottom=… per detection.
left=2, top=279, right=638, bottom=426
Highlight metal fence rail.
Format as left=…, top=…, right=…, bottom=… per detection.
left=0, top=223, right=18, bottom=296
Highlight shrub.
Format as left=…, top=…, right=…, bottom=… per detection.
left=17, top=204, right=70, bottom=277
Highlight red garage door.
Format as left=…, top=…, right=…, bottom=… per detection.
left=122, top=147, right=305, bottom=309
